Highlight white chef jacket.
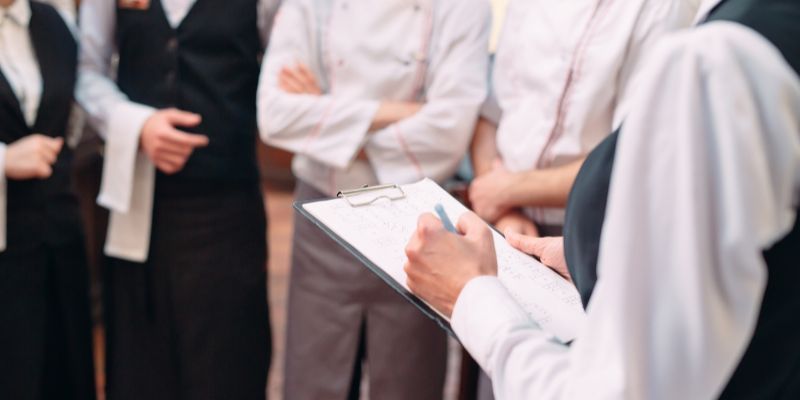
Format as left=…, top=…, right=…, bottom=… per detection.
left=486, top=0, right=698, bottom=226
left=0, top=0, right=75, bottom=252
left=452, top=21, right=800, bottom=399
left=257, top=0, right=489, bottom=196
left=76, top=0, right=280, bottom=262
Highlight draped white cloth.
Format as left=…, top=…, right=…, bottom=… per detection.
left=452, top=21, right=800, bottom=399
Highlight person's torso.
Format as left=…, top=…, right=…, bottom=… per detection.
left=493, top=0, right=652, bottom=173
left=115, top=0, right=262, bottom=183
left=492, top=0, right=654, bottom=225
left=563, top=1, right=800, bottom=396
left=292, top=0, right=451, bottom=192
left=0, top=0, right=81, bottom=248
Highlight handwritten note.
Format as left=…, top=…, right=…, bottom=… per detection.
left=302, top=178, right=585, bottom=342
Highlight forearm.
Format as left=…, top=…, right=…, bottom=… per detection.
left=470, top=117, right=499, bottom=176
left=507, top=157, right=585, bottom=209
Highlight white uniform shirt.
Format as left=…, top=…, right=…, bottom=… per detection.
left=452, top=21, right=800, bottom=399
left=257, top=0, right=489, bottom=196
left=76, top=0, right=280, bottom=262
left=487, top=0, right=698, bottom=226
left=0, top=0, right=74, bottom=252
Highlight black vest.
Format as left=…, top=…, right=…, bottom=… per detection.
left=0, top=1, right=81, bottom=248
left=115, top=0, right=261, bottom=183
left=562, top=1, right=800, bottom=397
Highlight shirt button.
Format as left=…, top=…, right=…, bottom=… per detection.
left=166, top=37, right=178, bottom=53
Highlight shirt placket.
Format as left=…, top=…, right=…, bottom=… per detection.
left=0, top=14, right=33, bottom=126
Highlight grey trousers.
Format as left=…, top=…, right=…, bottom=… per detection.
left=283, top=181, right=448, bottom=400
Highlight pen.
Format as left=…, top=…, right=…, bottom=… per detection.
left=434, top=203, right=457, bottom=233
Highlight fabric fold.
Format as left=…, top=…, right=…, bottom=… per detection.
left=97, top=101, right=156, bottom=262
left=0, top=144, right=6, bottom=252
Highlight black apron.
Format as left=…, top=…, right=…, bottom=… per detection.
left=562, top=1, right=800, bottom=397
left=0, top=2, right=95, bottom=399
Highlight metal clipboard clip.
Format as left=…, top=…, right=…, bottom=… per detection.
left=337, top=184, right=406, bottom=207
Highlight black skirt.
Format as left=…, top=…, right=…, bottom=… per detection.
left=104, top=179, right=270, bottom=400
left=0, top=234, right=96, bottom=400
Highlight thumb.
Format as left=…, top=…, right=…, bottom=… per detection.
left=417, top=212, right=444, bottom=239
left=165, top=109, right=202, bottom=128
left=40, top=136, right=64, bottom=152
left=51, top=137, right=64, bottom=152
left=506, top=232, right=548, bottom=257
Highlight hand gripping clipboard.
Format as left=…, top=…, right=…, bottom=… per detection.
left=294, top=183, right=457, bottom=337
left=294, top=179, right=587, bottom=343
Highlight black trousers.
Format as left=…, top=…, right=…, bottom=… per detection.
left=0, top=238, right=96, bottom=400
left=104, top=181, right=271, bottom=400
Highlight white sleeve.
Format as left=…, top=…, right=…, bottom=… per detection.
left=479, top=56, right=500, bottom=125
left=256, top=1, right=380, bottom=169
left=612, top=0, right=698, bottom=127
left=363, top=0, right=490, bottom=184
left=451, top=22, right=800, bottom=400
left=76, top=0, right=155, bottom=214
left=76, top=0, right=157, bottom=262
left=0, top=143, right=6, bottom=252
left=257, top=0, right=282, bottom=47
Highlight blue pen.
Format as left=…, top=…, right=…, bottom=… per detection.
left=434, top=203, right=457, bottom=233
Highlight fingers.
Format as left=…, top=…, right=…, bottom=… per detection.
left=417, top=213, right=444, bottom=237
left=163, top=108, right=202, bottom=128
left=279, top=67, right=313, bottom=94
left=456, top=211, right=488, bottom=239
left=279, top=68, right=305, bottom=93
left=153, top=157, right=186, bottom=175
left=162, top=129, right=210, bottom=148
left=31, top=135, right=63, bottom=165
left=506, top=232, right=550, bottom=257
left=296, top=63, right=320, bottom=93
left=35, top=163, right=53, bottom=179
left=279, top=64, right=319, bottom=94
left=406, top=213, right=444, bottom=262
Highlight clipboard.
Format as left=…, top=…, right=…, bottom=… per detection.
left=295, top=178, right=587, bottom=343
left=294, top=183, right=457, bottom=337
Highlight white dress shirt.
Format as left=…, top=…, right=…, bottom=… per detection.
left=486, top=0, right=698, bottom=226
left=76, top=0, right=280, bottom=262
left=452, top=22, right=800, bottom=399
left=0, top=0, right=74, bottom=252
left=258, top=0, right=489, bottom=196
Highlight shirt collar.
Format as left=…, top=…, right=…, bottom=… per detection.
left=694, top=0, right=725, bottom=25
left=1, top=0, right=32, bottom=28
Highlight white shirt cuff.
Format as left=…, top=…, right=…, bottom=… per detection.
left=452, top=275, right=539, bottom=373
left=0, top=144, right=6, bottom=252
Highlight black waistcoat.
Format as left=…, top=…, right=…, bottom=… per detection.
left=562, top=1, right=800, bottom=397
left=0, top=1, right=81, bottom=248
left=115, top=0, right=261, bottom=183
